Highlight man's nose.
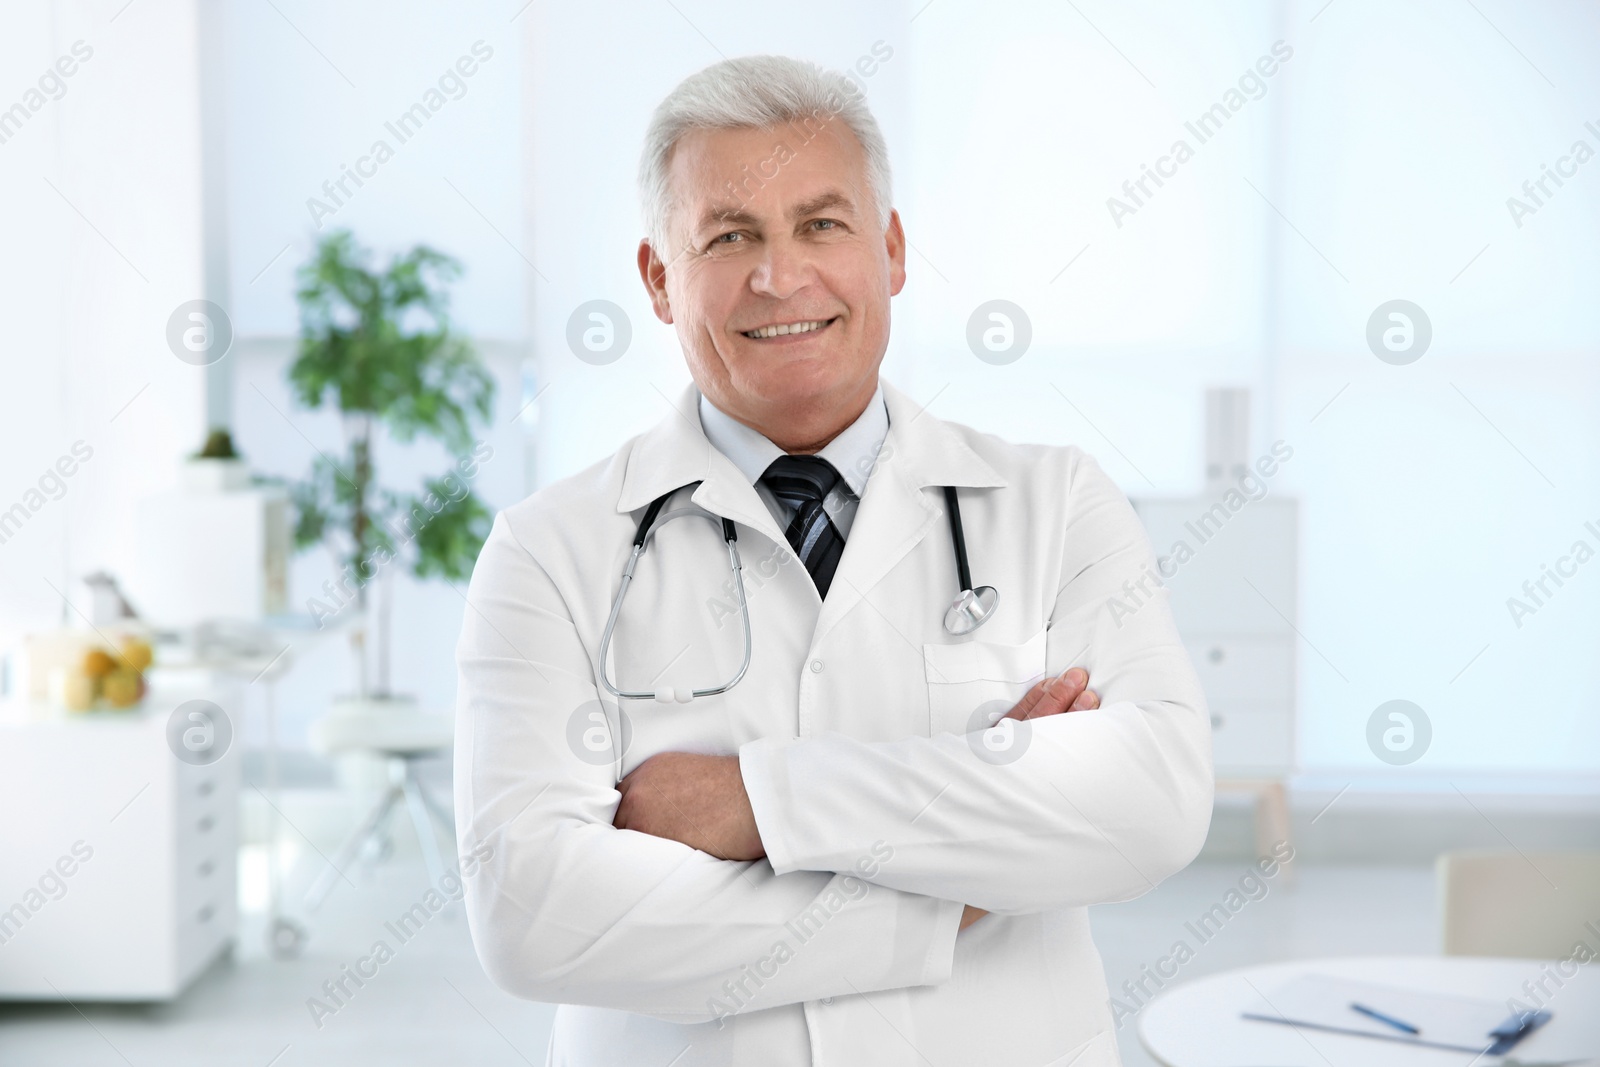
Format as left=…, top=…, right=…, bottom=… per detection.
left=749, top=238, right=814, bottom=300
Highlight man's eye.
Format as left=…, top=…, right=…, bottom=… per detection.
left=811, top=219, right=838, bottom=231
left=711, top=232, right=744, bottom=245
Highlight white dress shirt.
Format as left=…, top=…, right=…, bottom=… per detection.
left=697, top=383, right=888, bottom=540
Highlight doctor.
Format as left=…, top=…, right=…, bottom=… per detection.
left=455, top=54, right=1213, bottom=1067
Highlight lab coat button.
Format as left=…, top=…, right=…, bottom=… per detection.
left=809, top=659, right=824, bottom=673
left=821, top=996, right=833, bottom=1005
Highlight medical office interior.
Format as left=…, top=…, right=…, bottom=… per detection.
left=2, top=0, right=1598, bottom=1063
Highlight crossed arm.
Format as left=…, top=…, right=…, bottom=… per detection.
left=612, top=667, right=1105, bottom=930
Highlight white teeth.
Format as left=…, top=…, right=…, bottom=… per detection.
left=745, top=319, right=829, bottom=339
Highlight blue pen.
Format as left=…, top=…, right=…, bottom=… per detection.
left=1350, top=1002, right=1420, bottom=1035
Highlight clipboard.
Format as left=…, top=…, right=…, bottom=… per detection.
left=1240, top=973, right=1552, bottom=1055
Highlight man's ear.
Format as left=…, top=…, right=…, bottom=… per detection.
left=637, top=239, right=673, bottom=324
left=885, top=209, right=907, bottom=297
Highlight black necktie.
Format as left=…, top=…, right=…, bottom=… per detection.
left=760, top=456, right=846, bottom=599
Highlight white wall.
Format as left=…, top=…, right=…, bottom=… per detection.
left=223, top=0, right=525, bottom=339
left=0, top=0, right=208, bottom=651
left=1270, top=0, right=1600, bottom=775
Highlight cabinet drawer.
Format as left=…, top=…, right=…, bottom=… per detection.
left=175, top=849, right=229, bottom=912
left=174, top=803, right=229, bottom=864
left=1186, top=634, right=1294, bottom=706
left=174, top=888, right=234, bottom=985
left=1211, top=700, right=1293, bottom=775
left=173, top=761, right=236, bottom=867
left=1133, top=498, right=1297, bottom=633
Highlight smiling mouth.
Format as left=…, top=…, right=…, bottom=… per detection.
left=740, top=317, right=839, bottom=340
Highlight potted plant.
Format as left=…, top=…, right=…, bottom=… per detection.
left=288, top=230, right=495, bottom=713
left=182, top=427, right=250, bottom=492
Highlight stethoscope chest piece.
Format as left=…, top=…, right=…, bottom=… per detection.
left=944, top=585, right=999, bottom=636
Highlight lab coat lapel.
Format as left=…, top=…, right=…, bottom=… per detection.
left=813, top=448, right=938, bottom=640
left=813, top=380, right=1007, bottom=641
left=615, top=383, right=788, bottom=550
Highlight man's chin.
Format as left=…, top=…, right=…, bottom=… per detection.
left=742, top=361, right=857, bottom=406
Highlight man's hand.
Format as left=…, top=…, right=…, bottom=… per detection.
left=962, top=666, right=1100, bottom=930
left=614, top=752, right=765, bottom=861
left=1004, top=666, right=1100, bottom=721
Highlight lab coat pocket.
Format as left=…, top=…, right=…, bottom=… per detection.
left=922, top=626, right=1049, bottom=736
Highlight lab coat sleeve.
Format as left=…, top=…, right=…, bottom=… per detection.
left=455, top=512, right=966, bottom=1023
left=738, top=451, right=1215, bottom=915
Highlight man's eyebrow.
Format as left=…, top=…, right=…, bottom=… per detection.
left=787, top=191, right=857, bottom=220
left=693, top=191, right=860, bottom=234
left=696, top=206, right=760, bottom=232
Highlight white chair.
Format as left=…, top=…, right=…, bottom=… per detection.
left=1437, top=850, right=1600, bottom=957
left=305, top=708, right=456, bottom=911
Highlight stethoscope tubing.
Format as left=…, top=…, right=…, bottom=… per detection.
left=943, top=485, right=975, bottom=593
left=599, top=482, right=991, bottom=701
left=597, top=488, right=753, bottom=702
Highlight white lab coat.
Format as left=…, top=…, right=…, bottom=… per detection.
left=454, top=378, right=1214, bottom=1067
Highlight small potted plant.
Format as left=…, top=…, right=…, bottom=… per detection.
left=182, top=427, right=250, bottom=492
left=288, top=230, right=496, bottom=713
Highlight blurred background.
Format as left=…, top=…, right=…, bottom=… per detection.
left=1, top=0, right=1598, bottom=1064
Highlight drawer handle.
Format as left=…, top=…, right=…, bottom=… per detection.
left=197, top=859, right=215, bottom=878
left=197, top=780, right=215, bottom=797
left=1211, top=713, right=1225, bottom=729
left=1208, top=647, right=1225, bottom=664
left=196, top=816, right=214, bottom=834
left=197, top=905, right=214, bottom=923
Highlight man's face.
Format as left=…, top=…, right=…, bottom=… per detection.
left=638, top=120, right=906, bottom=441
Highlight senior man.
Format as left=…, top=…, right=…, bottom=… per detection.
left=455, top=54, right=1213, bottom=1067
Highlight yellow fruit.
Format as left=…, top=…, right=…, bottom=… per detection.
left=119, top=638, right=153, bottom=672
left=83, top=648, right=116, bottom=678
left=103, top=668, right=142, bottom=709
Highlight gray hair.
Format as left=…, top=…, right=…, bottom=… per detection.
left=638, top=54, right=894, bottom=253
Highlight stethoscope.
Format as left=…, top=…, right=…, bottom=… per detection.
left=597, top=483, right=998, bottom=704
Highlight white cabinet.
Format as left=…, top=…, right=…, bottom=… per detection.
left=1131, top=497, right=1298, bottom=777
left=0, top=690, right=239, bottom=999
left=133, top=487, right=290, bottom=626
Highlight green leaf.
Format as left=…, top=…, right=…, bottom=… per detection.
left=404, top=476, right=494, bottom=582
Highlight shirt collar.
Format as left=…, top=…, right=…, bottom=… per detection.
left=697, top=383, right=889, bottom=498
left=615, top=378, right=1005, bottom=516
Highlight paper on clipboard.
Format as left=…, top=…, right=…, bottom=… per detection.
left=1245, top=973, right=1515, bottom=1050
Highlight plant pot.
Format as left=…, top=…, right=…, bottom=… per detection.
left=181, top=457, right=250, bottom=493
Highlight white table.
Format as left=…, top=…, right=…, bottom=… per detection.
left=1139, top=956, right=1600, bottom=1066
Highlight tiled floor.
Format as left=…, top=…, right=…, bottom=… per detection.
left=0, top=851, right=1436, bottom=1066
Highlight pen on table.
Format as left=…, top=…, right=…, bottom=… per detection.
left=1350, top=1002, right=1420, bottom=1035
